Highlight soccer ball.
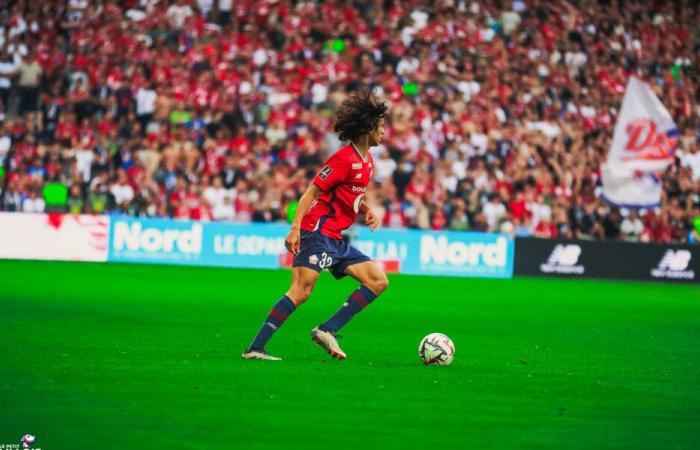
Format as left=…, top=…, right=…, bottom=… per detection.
left=418, top=333, right=455, bottom=366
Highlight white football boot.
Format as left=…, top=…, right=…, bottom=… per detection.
left=241, top=350, right=282, bottom=361
left=311, top=327, right=347, bottom=359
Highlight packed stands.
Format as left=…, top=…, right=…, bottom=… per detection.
left=0, top=0, right=698, bottom=243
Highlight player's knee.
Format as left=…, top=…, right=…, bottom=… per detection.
left=288, top=284, right=314, bottom=305
left=369, top=274, right=389, bottom=295
left=301, top=285, right=314, bottom=301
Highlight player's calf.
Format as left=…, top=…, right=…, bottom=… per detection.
left=318, top=284, right=378, bottom=334
left=244, top=295, right=297, bottom=354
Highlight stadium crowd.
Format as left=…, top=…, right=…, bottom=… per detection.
left=0, top=0, right=699, bottom=243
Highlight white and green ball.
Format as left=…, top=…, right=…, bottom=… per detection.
left=418, top=333, right=455, bottom=366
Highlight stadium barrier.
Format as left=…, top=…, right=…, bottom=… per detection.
left=0, top=212, right=108, bottom=262
left=0, top=213, right=515, bottom=278
left=108, top=217, right=288, bottom=269
left=3, top=213, right=697, bottom=282
left=351, top=227, right=513, bottom=278
left=107, top=217, right=514, bottom=278
left=514, top=237, right=699, bottom=283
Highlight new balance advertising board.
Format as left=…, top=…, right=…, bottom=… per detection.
left=514, top=237, right=698, bottom=282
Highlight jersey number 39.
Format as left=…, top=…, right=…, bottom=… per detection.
left=319, top=252, right=333, bottom=269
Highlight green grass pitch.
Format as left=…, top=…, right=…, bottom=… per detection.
left=0, top=259, right=699, bottom=449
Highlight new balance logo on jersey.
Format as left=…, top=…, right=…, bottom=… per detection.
left=354, top=173, right=362, bottom=179
left=651, top=250, right=695, bottom=280
left=540, top=244, right=585, bottom=274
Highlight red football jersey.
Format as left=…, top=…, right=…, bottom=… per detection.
left=301, top=145, right=373, bottom=239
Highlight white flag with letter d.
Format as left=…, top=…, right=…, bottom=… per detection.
left=602, top=76, right=679, bottom=207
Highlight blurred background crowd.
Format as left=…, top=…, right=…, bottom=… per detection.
left=0, top=0, right=699, bottom=243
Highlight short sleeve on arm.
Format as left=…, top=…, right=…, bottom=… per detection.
left=312, top=153, right=349, bottom=192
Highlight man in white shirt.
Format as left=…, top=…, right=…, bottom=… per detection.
left=167, top=0, right=194, bottom=29
left=197, top=0, right=214, bottom=17
left=501, top=7, right=521, bottom=35
left=218, top=0, right=233, bottom=26
left=469, top=126, right=489, bottom=155
left=203, top=176, right=235, bottom=221
left=22, top=188, right=45, bottom=213
left=679, top=145, right=700, bottom=182
left=396, top=55, right=419, bottom=76
left=373, top=149, right=397, bottom=183
left=482, top=194, right=507, bottom=231
left=0, top=50, right=20, bottom=112
left=18, top=51, right=42, bottom=114
left=135, top=83, right=157, bottom=136
left=621, top=210, right=644, bottom=242
left=74, top=145, right=94, bottom=183
left=528, top=195, right=551, bottom=230
left=110, top=170, right=135, bottom=206
left=0, top=130, right=11, bottom=165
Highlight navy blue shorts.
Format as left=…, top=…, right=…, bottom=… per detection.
left=292, top=230, right=371, bottom=279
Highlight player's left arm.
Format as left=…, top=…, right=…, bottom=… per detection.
left=360, top=199, right=379, bottom=231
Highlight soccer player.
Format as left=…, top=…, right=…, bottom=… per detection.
left=242, top=89, right=389, bottom=361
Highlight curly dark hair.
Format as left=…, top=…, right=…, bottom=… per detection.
left=333, top=89, right=388, bottom=142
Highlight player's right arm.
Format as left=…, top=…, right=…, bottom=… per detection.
left=285, top=154, right=349, bottom=254
left=285, top=183, right=322, bottom=254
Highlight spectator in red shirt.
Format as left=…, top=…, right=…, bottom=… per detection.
left=383, top=199, right=408, bottom=229
left=534, top=215, right=558, bottom=239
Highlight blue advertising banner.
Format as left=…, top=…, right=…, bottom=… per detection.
left=108, top=217, right=288, bottom=268
left=108, top=217, right=514, bottom=278
left=352, top=228, right=514, bottom=278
